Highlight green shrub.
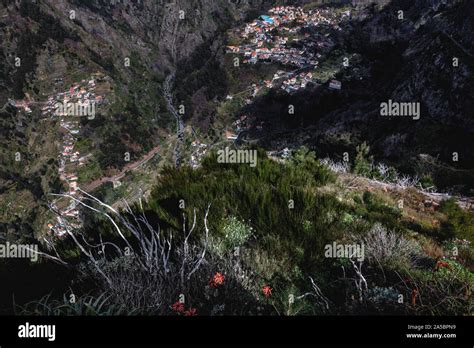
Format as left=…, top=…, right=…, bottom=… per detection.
left=439, top=199, right=474, bottom=243
left=289, top=146, right=335, bottom=186
left=221, top=215, right=254, bottom=250
left=419, top=174, right=436, bottom=190
left=353, top=142, right=373, bottom=177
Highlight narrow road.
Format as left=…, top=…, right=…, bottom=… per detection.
left=81, top=145, right=160, bottom=192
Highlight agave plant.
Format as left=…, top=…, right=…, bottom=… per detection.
left=17, top=292, right=138, bottom=316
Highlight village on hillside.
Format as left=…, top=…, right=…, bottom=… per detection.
left=10, top=74, right=108, bottom=236
left=227, top=6, right=349, bottom=95
left=224, top=5, right=350, bottom=142
left=47, top=74, right=109, bottom=236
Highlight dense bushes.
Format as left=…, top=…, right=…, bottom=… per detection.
left=149, top=147, right=341, bottom=274
left=439, top=199, right=474, bottom=244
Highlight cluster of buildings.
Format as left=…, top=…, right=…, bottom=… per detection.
left=223, top=6, right=350, bottom=143
left=232, top=114, right=249, bottom=133
left=228, top=6, right=344, bottom=66
left=58, top=130, right=81, bottom=195
left=40, top=78, right=103, bottom=119
left=226, top=114, right=265, bottom=142
left=45, top=75, right=107, bottom=237
left=281, top=71, right=315, bottom=93
left=189, top=140, right=208, bottom=168
left=227, top=6, right=347, bottom=95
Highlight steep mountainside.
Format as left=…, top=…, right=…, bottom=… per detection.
left=1, top=0, right=472, bottom=238
left=0, top=0, right=260, bottom=237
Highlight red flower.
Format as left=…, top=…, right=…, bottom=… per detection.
left=184, top=307, right=197, bottom=316
left=262, top=285, right=272, bottom=297
left=172, top=301, right=185, bottom=313
left=214, top=272, right=225, bottom=285
left=209, top=272, right=225, bottom=288
left=435, top=260, right=452, bottom=271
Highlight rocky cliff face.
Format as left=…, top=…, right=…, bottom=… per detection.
left=350, top=0, right=474, bottom=129
left=349, top=0, right=474, bottom=163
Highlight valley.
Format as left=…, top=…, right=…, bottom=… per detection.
left=0, top=0, right=472, bottom=319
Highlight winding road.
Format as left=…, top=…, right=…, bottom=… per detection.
left=81, top=145, right=161, bottom=192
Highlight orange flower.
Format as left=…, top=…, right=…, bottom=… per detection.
left=262, top=285, right=272, bottom=297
